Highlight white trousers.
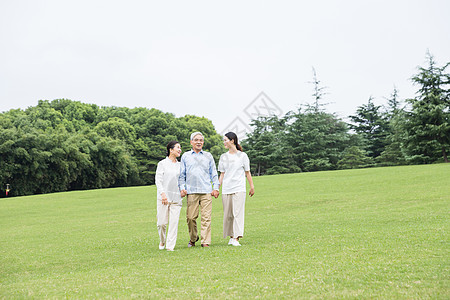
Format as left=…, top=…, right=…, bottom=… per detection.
left=222, top=192, right=246, bottom=239
left=157, top=201, right=182, bottom=250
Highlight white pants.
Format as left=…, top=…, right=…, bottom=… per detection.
left=157, top=201, right=182, bottom=250
left=222, top=192, right=246, bottom=239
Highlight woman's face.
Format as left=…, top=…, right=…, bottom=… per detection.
left=170, top=143, right=182, bottom=157
left=223, top=136, right=233, bottom=149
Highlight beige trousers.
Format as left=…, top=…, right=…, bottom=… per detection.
left=157, top=201, right=182, bottom=250
left=222, top=192, right=246, bottom=239
left=186, top=193, right=212, bottom=245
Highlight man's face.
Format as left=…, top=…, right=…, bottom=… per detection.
left=190, top=135, right=204, bottom=152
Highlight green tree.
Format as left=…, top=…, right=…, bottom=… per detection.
left=349, top=97, right=389, bottom=158
left=281, top=69, right=350, bottom=172
left=377, top=87, right=408, bottom=166
left=309, top=67, right=329, bottom=113
left=50, top=99, right=98, bottom=131
left=243, top=115, right=299, bottom=175
left=0, top=100, right=227, bottom=196
left=403, top=52, right=450, bottom=163
left=337, top=146, right=374, bottom=169
left=286, top=106, right=350, bottom=171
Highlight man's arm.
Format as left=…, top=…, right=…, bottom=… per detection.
left=209, top=154, right=220, bottom=198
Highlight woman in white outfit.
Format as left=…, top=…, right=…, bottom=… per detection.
left=155, top=141, right=183, bottom=251
left=218, top=132, right=255, bottom=247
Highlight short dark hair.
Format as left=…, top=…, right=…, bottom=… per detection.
left=166, top=140, right=179, bottom=157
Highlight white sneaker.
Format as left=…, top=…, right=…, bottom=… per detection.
left=228, top=238, right=233, bottom=245
left=231, top=239, right=241, bottom=247
left=159, top=244, right=165, bottom=250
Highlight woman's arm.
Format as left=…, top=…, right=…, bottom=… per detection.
left=245, top=171, right=255, bottom=196
left=219, top=172, right=224, bottom=186
left=155, top=161, right=168, bottom=205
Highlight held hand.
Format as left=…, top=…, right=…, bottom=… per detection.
left=249, top=187, right=255, bottom=197
left=180, top=190, right=187, bottom=197
left=211, top=190, right=219, bottom=198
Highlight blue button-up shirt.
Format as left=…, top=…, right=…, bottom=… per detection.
left=178, top=149, right=220, bottom=194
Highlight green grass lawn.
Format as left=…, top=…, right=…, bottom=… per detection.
left=1, top=164, right=449, bottom=299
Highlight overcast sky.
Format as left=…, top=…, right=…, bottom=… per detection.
left=1, top=0, right=449, bottom=135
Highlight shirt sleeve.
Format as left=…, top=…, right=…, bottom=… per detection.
left=155, top=161, right=165, bottom=196
left=243, top=152, right=250, bottom=171
left=218, top=154, right=225, bottom=172
left=178, top=154, right=187, bottom=191
left=209, top=154, right=220, bottom=190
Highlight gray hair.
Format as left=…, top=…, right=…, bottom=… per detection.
left=190, top=131, right=204, bottom=140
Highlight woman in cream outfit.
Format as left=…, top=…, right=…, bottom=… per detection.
left=155, top=141, right=182, bottom=251
left=218, top=132, right=255, bottom=247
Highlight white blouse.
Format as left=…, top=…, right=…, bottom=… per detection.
left=155, top=157, right=182, bottom=204
left=218, top=151, right=250, bottom=194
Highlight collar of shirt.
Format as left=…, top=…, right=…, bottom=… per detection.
left=190, top=149, right=204, bottom=154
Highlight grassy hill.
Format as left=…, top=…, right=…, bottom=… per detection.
left=1, top=164, right=449, bottom=298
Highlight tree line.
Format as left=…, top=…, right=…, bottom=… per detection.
left=243, top=53, right=449, bottom=175
left=0, top=101, right=223, bottom=196
left=0, top=53, right=448, bottom=197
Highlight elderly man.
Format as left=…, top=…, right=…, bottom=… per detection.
left=179, top=132, right=220, bottom=248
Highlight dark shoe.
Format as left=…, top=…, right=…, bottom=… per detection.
left=201, top=244, right=210, bottom=247
left=188, top=236, right=199, bottom=248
